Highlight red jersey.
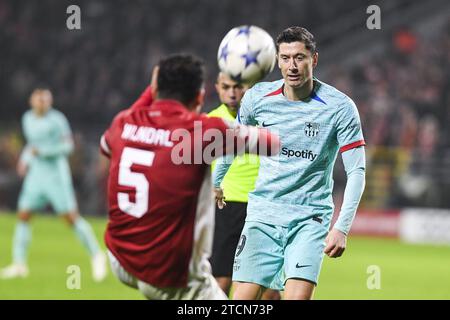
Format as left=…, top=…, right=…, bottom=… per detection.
left=100, top=87, right=279, bottom=288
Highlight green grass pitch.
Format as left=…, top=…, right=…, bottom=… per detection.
left=0, top=212, right=449, bottom=300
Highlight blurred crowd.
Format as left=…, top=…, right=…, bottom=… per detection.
left=0, top=0, right=449, bottom=212
left=330, top=23, right=450, bottom=207
left=332, top=26, right=450, bottom=153
left=0, top=0, right=372, bottom=124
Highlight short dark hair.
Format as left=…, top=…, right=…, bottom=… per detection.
left=276, top=26, right=317, bottom=54
left=31, top=87, right=51, bottom=94
left=157, top=54, right=205, bottom=106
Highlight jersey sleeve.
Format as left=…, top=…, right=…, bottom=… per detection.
left=19, top=113, right=34, bottom=165
left=335, top=98, right=366, bottom=153
left=100, top=122, right=113, bottom=158
left=212, top=154, right=234, bottom=188
left=237, top=88, right=257, bottom=126
left=334, top=146, right=366, bottom=235
left=99, top=109, right=127, bottom=158
left=100, top=119, right=117, bottom=158
left=19, top=146, right=33, bottom=165
left=21, top=112, right=32, bottom=142
left=100, top=132, right=112, bottom=158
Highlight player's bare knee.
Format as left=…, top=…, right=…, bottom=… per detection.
left=62, top=212, right=79, bottom=226
left=261, top=289, right=281, bottom=300
left=285, top=279, right=315, bottom=300
left=284, top=285, right=314, bottom=300
left=232, top=282, right=262, bottom=300
left=17, top=211, right=32, bottom=222
left=285, top=290, right=313, bottom=300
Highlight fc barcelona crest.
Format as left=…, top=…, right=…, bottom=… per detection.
left=304, top=122, right=320, bottom=137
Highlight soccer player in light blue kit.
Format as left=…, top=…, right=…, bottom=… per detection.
left=213, top=27, right=366, bottom=299
left=0, top=89, right=107, bottom=281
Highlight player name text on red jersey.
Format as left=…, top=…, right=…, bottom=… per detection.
left=121, top=123, right=174, bottom=147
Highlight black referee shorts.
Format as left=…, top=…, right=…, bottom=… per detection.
left=210, top=201, right=247, bottom=278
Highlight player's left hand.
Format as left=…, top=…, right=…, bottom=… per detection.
left=214, top=187, right=226, bottom=209
left=16, top=161, right=28, bottom=177
left=324, top=228, right=347, bottom=258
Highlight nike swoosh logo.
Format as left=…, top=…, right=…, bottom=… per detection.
left=296, top=263, right=312, bottom=269
left=262, top=122, right=275, bottom=127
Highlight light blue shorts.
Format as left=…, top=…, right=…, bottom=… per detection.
left=232, top=214, right=330, bottom=290
left=18, top=172, right=77, bottom=214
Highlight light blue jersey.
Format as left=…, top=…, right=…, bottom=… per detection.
left=10, top=108, right=102, bottom=268
left=237, top=78, right=365, bottom=227
left=18, top=108, right=76, bottom=213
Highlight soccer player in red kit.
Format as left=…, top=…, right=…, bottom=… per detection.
left=100, top=54, right=280, bottom=300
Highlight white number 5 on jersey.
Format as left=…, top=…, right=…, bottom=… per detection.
left=118, top=147, right=155, bottom=218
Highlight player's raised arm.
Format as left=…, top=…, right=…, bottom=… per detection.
left=211, top=86, right=262, bottom=207
left=210, top=120, right=279, bottom=209
left=226, top=121, right=280, bottom=157
left=209, top=118, right=279, bottom=210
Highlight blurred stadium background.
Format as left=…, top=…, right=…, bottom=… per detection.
left=0, top=0, right=449, bottom=299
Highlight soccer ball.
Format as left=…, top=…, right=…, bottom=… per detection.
left=217, top=25, right=276, bottom=84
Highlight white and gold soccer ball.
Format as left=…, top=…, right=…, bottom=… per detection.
left=217, top=25, right=276, bottom=85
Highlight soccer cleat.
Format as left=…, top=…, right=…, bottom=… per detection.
left=91, top=251, right=107, bottom=282
left=0, top=264, right=29, bottom=279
